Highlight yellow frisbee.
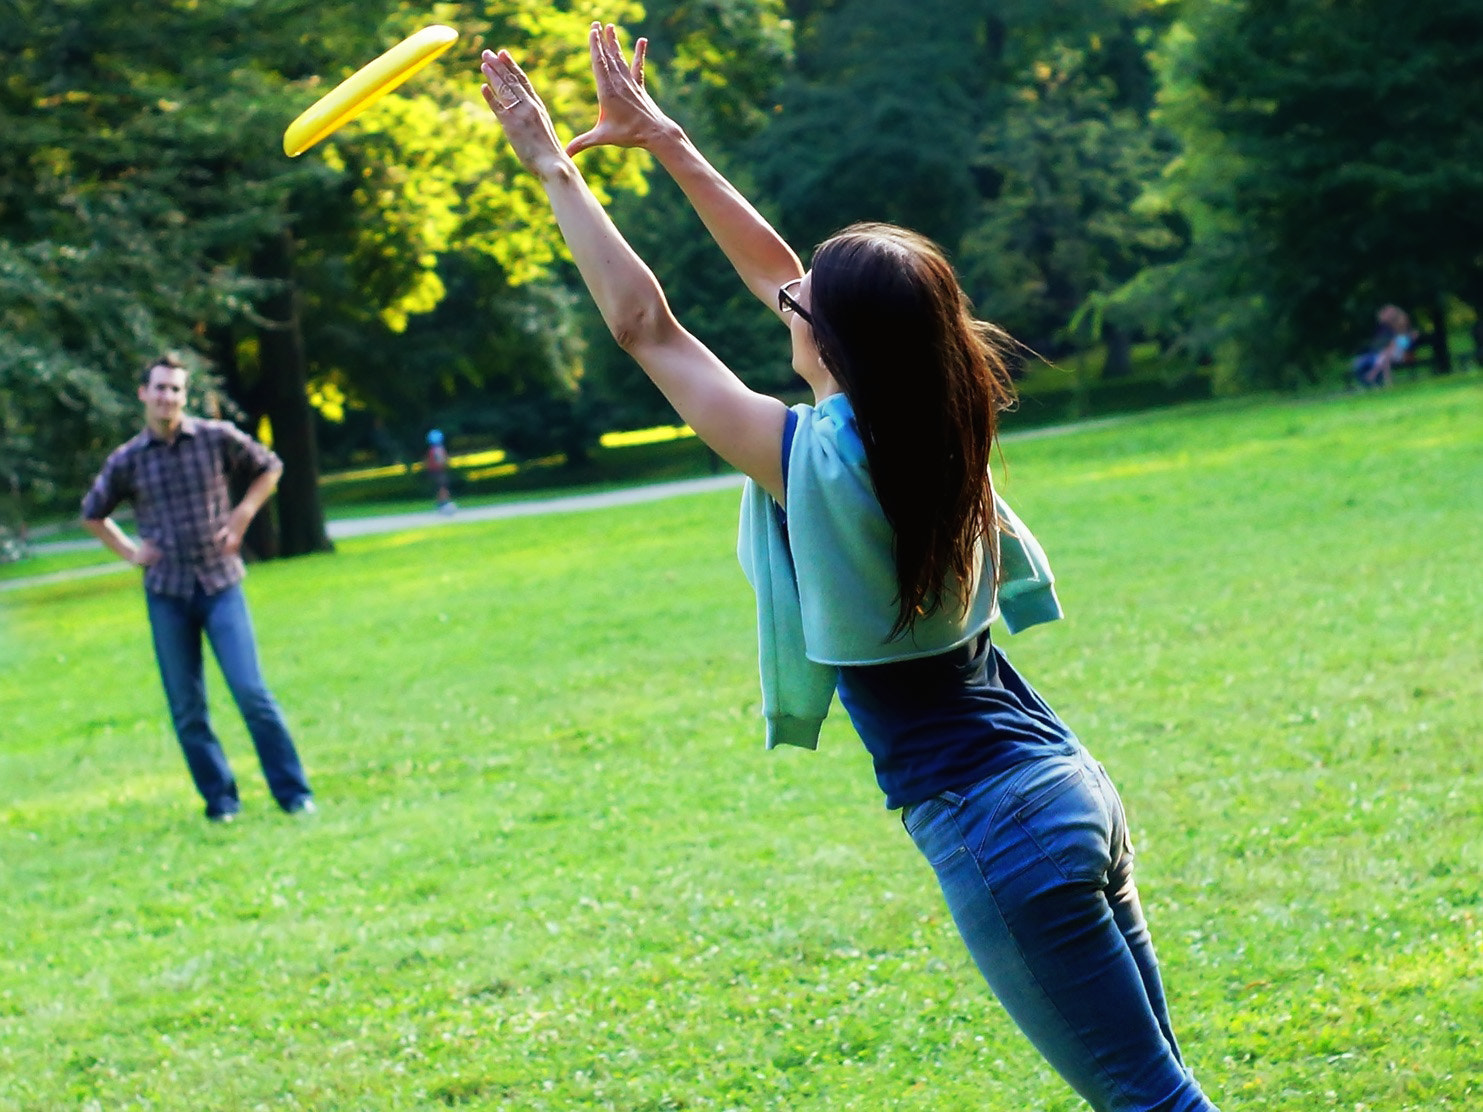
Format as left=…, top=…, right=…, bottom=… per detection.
left=283, top=25, right=459, bottom=157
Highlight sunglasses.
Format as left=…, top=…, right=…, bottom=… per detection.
left=777, top=278, right=813, bottom=325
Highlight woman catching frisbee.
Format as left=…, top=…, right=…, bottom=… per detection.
left=480, top=26, right=1219, bottom=1111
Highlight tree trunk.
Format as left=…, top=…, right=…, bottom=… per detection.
left=209, top=324, right=280, bottom=561
left=251, top=228, right=333, bottom=557
left=1426, top=296, right=1451, bottom=374
left=1101, top=322, right=1134, bottom=379
left=983, top=13, right=1007, bottom=70
left=1466, top=287, right=1483, bottom=367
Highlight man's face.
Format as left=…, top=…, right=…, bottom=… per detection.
left=138, top=365, right=188, bottom=429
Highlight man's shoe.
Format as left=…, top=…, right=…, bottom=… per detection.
left=286, top=798, right=318, bottom=817
left=207, top=811, right=238, bottom=824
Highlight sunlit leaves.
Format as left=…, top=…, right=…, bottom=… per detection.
left=0, top=0, right=659, bottom=511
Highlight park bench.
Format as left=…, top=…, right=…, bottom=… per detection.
left=1393, top=329, right=1478, bottom=377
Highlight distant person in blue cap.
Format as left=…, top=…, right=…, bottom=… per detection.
left=425, top=429, right=455, bottom=514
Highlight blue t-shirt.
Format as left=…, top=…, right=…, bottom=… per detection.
left=780, top=406, right=1077, bottom=809
left=837, top=632, right=1078, bottom=809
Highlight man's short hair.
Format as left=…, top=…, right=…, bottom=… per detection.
left=140, top=352, right=188, bottom=387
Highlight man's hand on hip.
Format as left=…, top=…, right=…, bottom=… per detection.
left=132, top=539, right=163, bottom=567
left=216, top=509, right=252, bottom=558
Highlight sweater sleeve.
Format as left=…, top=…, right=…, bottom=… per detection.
left=738, top=475, right=837, bottom=750
left=993, top=494, right=1064, bottom=634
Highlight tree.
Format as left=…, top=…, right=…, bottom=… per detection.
left=754, top=0, right=999, bottom=253
left=0, top=3, right=260, bottom=522
left=740, top=0, right=1179, bottom=375
left=568, top=0, right=801, bottom=433
left=1120, top=0, right=1483, bottom=384
left=0, top=0, right=648, bottom=545
left=959, top=39, right=1184, bottom=368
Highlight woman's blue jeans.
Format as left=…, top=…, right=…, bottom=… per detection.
left=146, top=583, right=311, bottom=819
left=903, top=745, right=1218, bottom=1111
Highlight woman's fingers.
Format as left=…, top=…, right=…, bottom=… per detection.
left=598, top=22, right=619, bottom=70
left=480, top=77, right=516, bottom=112
left=480, top=82, right=518, bottom=115
left=598, top=23, right=639, bottom=89
left=479, top=46, right=566, bottom=174
left=631, top=36, right=647, bottom=86
left=480, top=50, right=518, bottom=110
left=510, top=24, right=653, bottom=158
left=591, top=22, right=621, bottom=87
left=481, top=47, right=515, bottom=87
left=499, top=49, right=538, bottom=102
left=481, top=48, right=539, bottom=109
left=609, top=25, right=637, bottom=88
left=566, top=129, right=597, bottom=157
left=588, top=22, right=606, bottom=81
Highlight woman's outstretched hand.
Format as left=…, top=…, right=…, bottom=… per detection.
left=566, top=22, right=671, bottom=156
left=480, top=48, right=567, bottom=177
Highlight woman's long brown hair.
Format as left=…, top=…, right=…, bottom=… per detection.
left=808, top=224, right=1018, bottom=640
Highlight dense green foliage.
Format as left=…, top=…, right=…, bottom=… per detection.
left=3, top=0, right=1479, bottom=535
left=0, top=0, right=645, bottom=539
left=565, top=0, right=800, bottom=435
left=964, top=38, right=1184, bottom=368
left=1119, top=0, right=1483, bottom=383
left=3, top=379, right=1480, bottom=1108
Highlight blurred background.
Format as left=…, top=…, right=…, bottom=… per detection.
left=3, top=0, right=1479, bottom=555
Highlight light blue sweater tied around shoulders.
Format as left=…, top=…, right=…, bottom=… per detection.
left=737, top=394, right=1063, bottom=751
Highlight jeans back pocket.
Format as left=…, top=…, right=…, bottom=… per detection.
left=1011, top=762, right=1113, bottom=884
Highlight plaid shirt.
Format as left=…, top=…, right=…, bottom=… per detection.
left=82, top=417, right=281, bottom=598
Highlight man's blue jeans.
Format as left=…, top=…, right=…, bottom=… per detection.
left=903, top=744, right=1218, bottom=1112
left=146, top=583, right=311, bottom=819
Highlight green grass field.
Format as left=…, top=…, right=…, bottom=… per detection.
left=2, top=378, right=1480, bottom=1110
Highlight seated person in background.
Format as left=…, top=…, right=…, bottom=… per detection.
left=1353, top=304, right=1417, bottom=387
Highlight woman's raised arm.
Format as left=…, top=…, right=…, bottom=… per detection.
left=567, top=23, right=803, bottom=322
left=480, top=48, right=786, bottom=499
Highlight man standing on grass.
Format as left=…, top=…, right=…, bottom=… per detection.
left=81, top=354, right=315, bottom=824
